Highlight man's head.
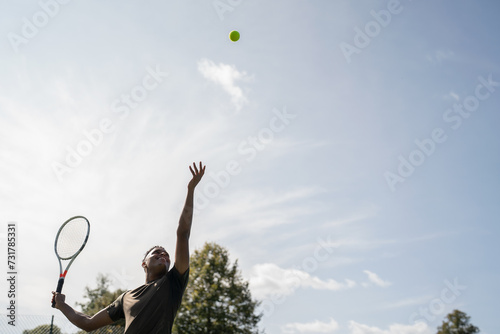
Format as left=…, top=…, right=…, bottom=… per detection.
left=142, top=246, right=170, bottom=276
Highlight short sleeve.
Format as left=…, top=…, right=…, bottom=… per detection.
left=171, top=266, right=189, bottom=290
left=106, top=292, right=126, bottom=322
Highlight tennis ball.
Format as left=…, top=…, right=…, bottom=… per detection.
left=229, top=30, right=240, bottom=42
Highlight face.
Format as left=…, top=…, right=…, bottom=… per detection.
left=142, top=247, right=170, bottom=273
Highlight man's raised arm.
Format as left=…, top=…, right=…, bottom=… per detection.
left=175, top=161, right=205, bottom=274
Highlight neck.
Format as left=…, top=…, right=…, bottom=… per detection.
left=145, top=269, right=166, bottom=283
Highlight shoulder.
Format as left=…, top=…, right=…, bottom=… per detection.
left=169, top=265, right=190, bottom=284
left=170, top=265, right=189, bottom=276
left=108, top=291, right=127, bottom=308
left=106, top=291, right=127, bottom=321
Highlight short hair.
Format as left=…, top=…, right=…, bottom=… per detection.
left=142, top=245, right=165, bottom=262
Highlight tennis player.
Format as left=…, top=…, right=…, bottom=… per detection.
left=52, top=162, right=206, bottom=333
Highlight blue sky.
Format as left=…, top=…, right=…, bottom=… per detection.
left=1, top=1, right=499, bottom=333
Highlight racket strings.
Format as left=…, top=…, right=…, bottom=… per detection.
left=56, top=218, right=89, bottom=259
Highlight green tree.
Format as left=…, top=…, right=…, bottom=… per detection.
left=437, top=309, right=479, bottom=334
left=23, top=324, right=62, bottom=334
left=75, top=274, right=126, bottom=334
left=173, top=242, right=263, bottom=334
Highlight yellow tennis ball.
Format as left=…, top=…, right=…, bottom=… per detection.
left=229, top=30, right=240, bottom=42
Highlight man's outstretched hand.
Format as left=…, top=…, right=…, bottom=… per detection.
left=188, top=161, right=205, bottom=190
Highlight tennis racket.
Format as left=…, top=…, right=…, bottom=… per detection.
left=51, top=216, right=90, bottom=308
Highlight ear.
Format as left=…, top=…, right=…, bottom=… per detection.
left=142, top=261, right=147, bottom=269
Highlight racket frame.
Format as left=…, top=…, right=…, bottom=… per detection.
left=52, top=216, right=90, bottom=308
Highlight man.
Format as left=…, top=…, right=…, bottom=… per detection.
left=52, top=162, right=206, bottom=333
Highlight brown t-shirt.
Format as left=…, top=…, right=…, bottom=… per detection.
left=107, top=266, right=189, bottom=334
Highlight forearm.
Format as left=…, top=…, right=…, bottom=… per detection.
left=177, top=188, right=195, bottom=237
left=58, top=302, right=93, bottom=331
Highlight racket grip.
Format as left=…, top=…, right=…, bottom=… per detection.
left=51, top=278, right=65, bottom=308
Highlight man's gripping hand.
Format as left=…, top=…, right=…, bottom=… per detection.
left=51, top=291, right=66, bottom=309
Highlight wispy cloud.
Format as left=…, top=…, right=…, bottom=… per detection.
left=282, top=318, right=340, bottom=333
left=333, top=232, right=451, bottom=250
left=249, top=263, right=356, bottom=299
left=362, top=270, right=392, bottom=288
left=197, top=58, right=252, bottom=111
left=198, top=186, right=326, bottom=240
left=322, top=203, right=379, bottom=228
left=349, top=321, right=431, bottom=334
left=381, top=295, right=434, bottom=309
left=443, top=91, right=460, bottom=101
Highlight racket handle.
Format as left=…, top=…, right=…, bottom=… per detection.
left=51, top=278, right=65, bottom=308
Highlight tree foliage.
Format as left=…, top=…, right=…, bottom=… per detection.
left=437, top=309, right=479, bottom=334
left=76, top=274, right=125, bottom=315
left=173, top=242, right=262, bottom=334
left=75, top=274, right=126, bottom=334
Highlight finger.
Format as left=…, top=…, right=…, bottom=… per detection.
left=192, top=162, right=199, bottom=174
left=189, top=165, right=195, bottom=176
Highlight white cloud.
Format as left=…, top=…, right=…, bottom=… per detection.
left=282, top=318, right=340, bottom=333
left=197, top=58, right=251, bottom=110
left=349, top=321, right=432, bottom=334
left=249, top=263, right=356, bottom=299
left=362, top=270, right=392, bottom=288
